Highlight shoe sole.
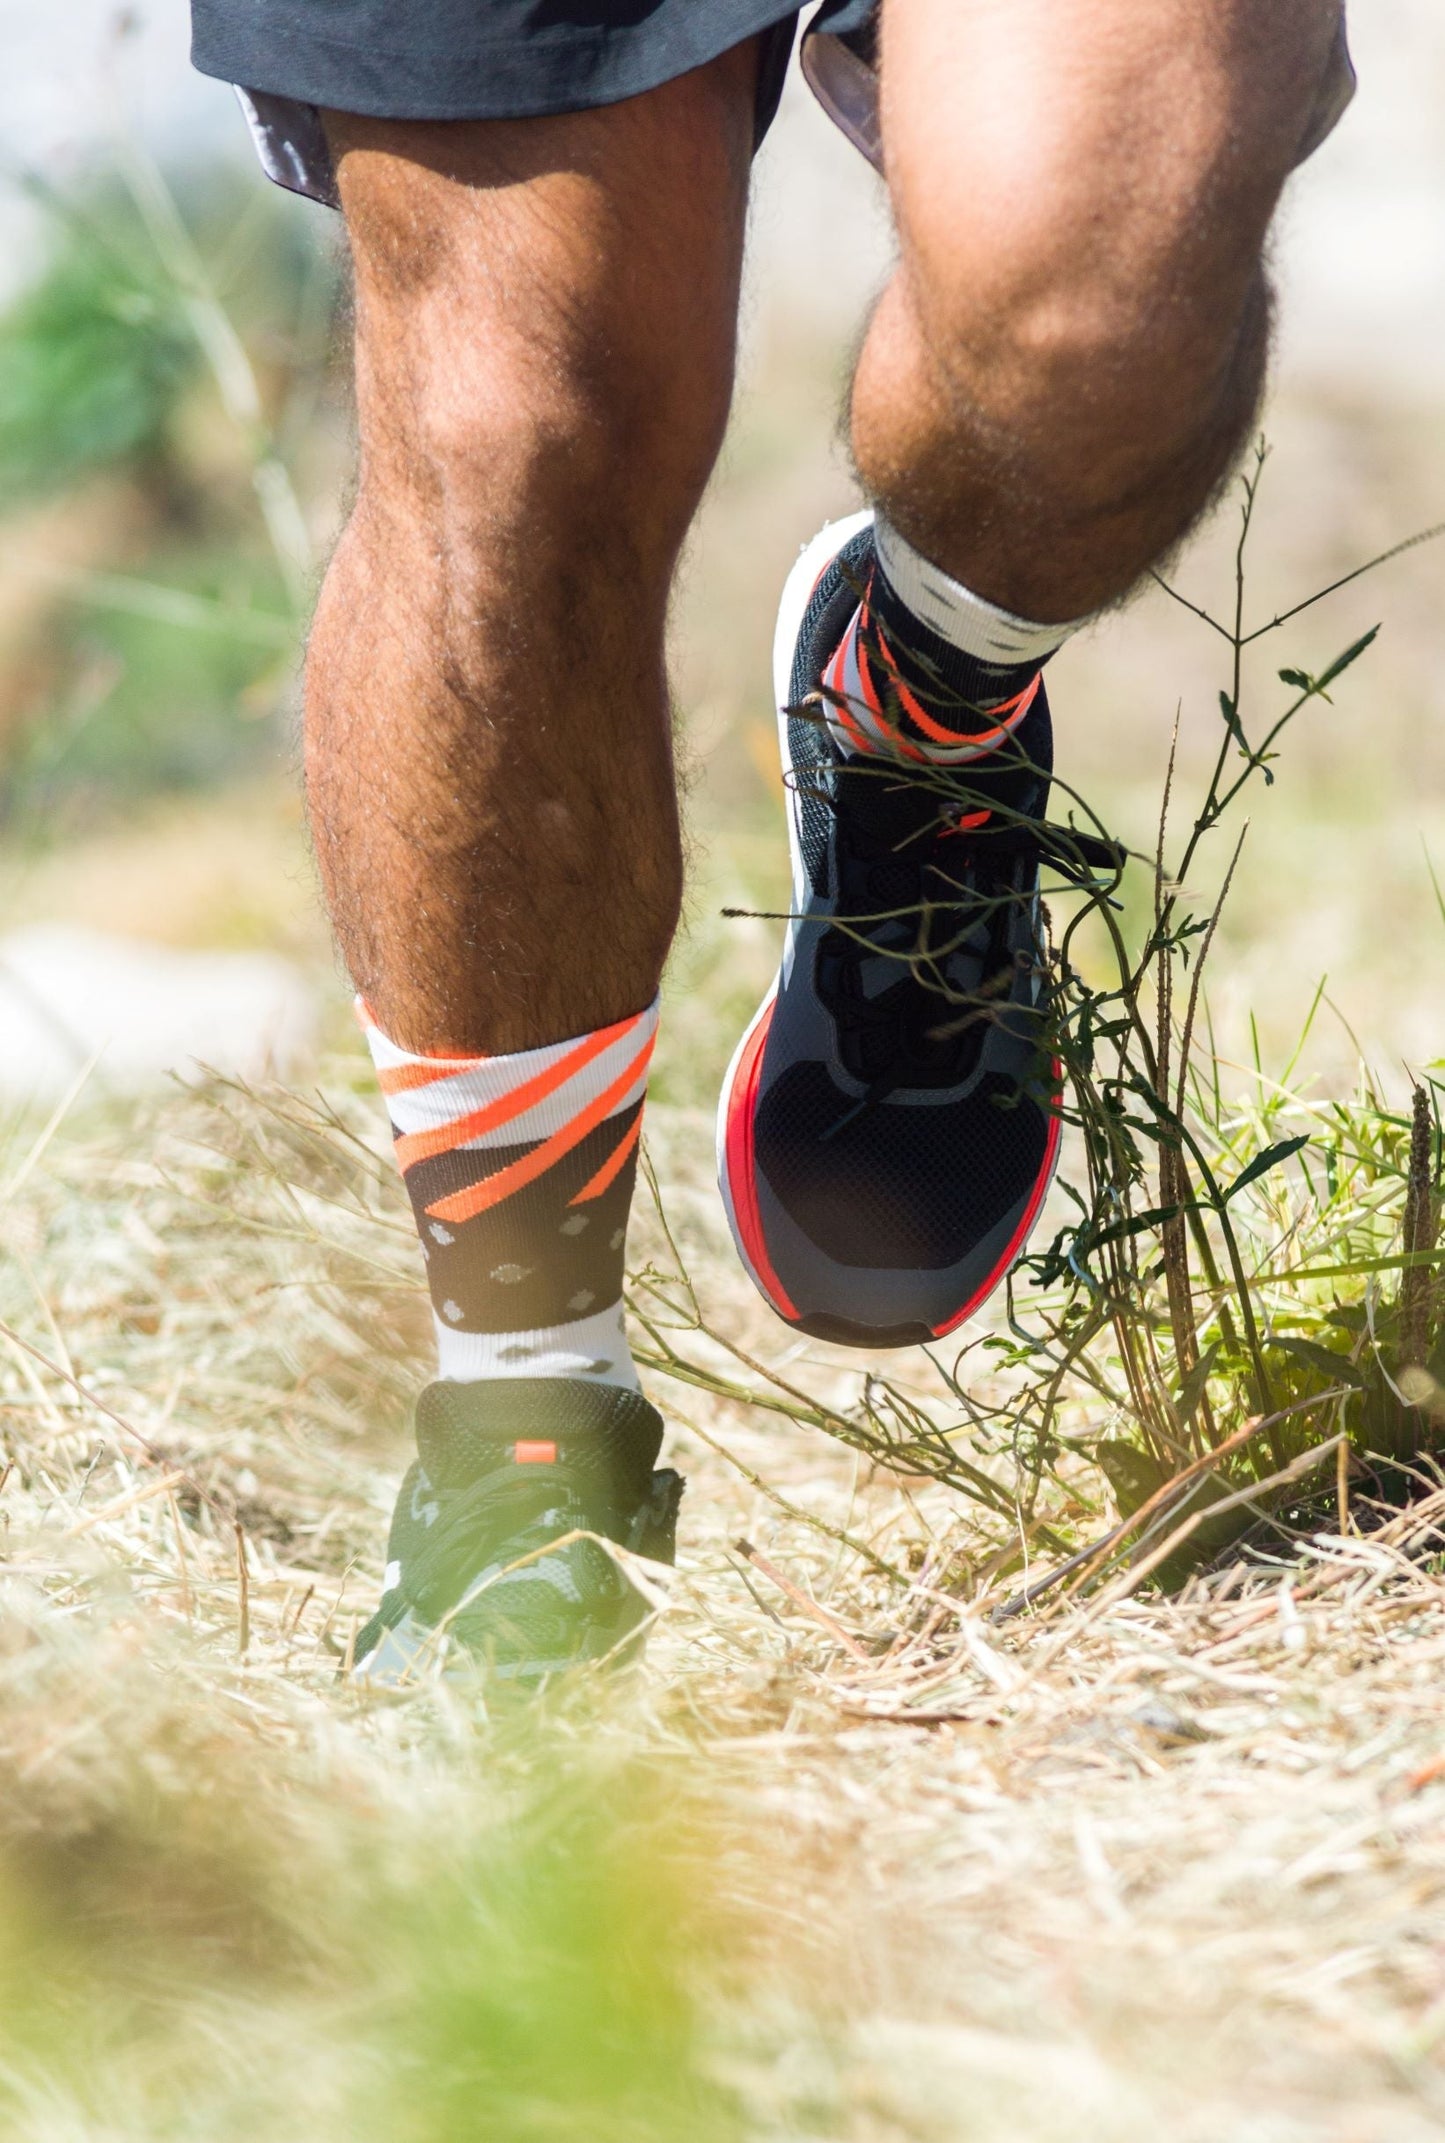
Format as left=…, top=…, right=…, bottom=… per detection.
left=715, top=510, right=1062, bottom=1346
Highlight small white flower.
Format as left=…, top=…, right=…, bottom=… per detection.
left=442, top=1300, right=464, bottom=1323
left=491, top=1263, right=530, bottom=1284
left=568, top=1289, right=596, bottom=1313
left=429, top=1222, right=455, bottom=1245
left=560, top=1214, right=589, bottom=1236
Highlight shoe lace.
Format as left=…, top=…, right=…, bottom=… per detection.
left=815, top=764, right=1122, bottom=1119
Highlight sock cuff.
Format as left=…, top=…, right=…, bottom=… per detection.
left=358, top=996, right=659, bottom=1154
left=873, top=515, right=1090, bottom=668
left=356, top=995, right=660, bottom=1071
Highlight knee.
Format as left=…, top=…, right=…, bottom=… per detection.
left=347, top=217, right=735, bottom=598
left=884, top=6, right=1341, bottom=437
left=365, top=306, right=730, bottom=591
left=894, top=136, right=1261, bottom=438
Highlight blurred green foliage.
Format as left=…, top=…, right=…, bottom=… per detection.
left=0, top=1719, right=759, bottom=2143
left=6, top=552, right=294, bottom=817
left=0, top=200, right=197, bottom=505
left=0, top=164, right=340, bottom=825
left=373, top=1785, right=746, bottom=2143
left=0, top=167, right=337, bottom=508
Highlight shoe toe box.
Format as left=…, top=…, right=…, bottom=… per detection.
left=748, top=1055, right=1057, bottom=1343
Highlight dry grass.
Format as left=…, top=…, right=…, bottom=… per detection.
left=0, top=1066, right=1440, bottom=2139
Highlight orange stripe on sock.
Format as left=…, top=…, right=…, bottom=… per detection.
left=854, top=629, right=929, bottom=762
left=824, top=635, right=876, bottom=757
left=863, top=623, right=955, bottom=746
left=393, top=1011, right=643, bottom=1174
left=377, top=1056, right=482, bottom=1097
left=865, top=615, right=1041, bottom=752
left=423, top=1031, right=656, bottom=1225
left=568, top=1111, right=642, bottom=1206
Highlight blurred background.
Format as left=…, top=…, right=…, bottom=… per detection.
left=0, top=0, right=1441, bottom=1105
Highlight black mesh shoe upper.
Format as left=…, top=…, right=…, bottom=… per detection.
left=353, top=1378, right=682, bottom=1680
left=720, top=521, right=1120, bottom=1346
left=755, top=1061, right=1047, bottom=1270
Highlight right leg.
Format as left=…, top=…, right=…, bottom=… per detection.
left=308, top=52, right=757, bottom=1058
left=853, top=0, right=1350, bottom=621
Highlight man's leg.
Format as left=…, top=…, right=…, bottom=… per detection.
left=719, top=0, right=1349, bottom=1346
left=309, top=51, right=756, bottom=1058
left=307, top=53, right=757, bottom=1676
left=853, top=0, right=1347, bottom=621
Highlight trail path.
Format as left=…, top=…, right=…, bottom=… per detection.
left=0, top=1079, right=1439, bottom=2138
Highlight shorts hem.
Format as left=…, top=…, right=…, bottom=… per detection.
left=191, top=4, right=799, bottom=125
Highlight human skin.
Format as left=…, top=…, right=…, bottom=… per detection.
left=851, top=0, right=1348, bottom=620
left=308, top=48, right=757, bottom=1056
left=306, top=0, right=1347, bottom=1055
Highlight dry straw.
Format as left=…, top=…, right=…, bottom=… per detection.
left=0, top=1061, right=1438, bottom=2137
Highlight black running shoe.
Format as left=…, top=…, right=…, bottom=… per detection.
left=351, top=1378, right=683, bottom=1684
left=719, top=511, right=1111, bottom=1349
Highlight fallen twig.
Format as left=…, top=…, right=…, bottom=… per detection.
left=733, top=1538, right=872, bottom=1661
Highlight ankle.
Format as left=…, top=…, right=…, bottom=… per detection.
left=361, top=997, right=658, bottom=1393
left=826, top=514, right=1089, bottom=763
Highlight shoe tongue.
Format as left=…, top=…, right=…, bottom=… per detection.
left=414, top=1379, right=664, bottom=1495
left=832, top=691, right=1053, bottom=840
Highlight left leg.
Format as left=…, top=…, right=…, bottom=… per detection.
left=720, top=0, right=1351, bottom=1345
left=308, top=51, right=760, bottom=1678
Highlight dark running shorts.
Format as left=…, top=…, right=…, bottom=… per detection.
left=192, top=0, right=877, bottom=147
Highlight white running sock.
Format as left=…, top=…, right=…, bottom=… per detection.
left=873, top=515, right=1091, bottom=669
left=361, top=997, right=659, bottom=1390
